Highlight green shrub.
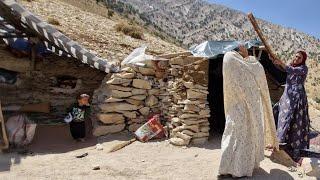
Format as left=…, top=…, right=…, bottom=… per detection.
left=115, top=22, right=144, bottom=39
left=48, top=17, right=60, bottom=26
left=108, top=10, right=114, bottom=18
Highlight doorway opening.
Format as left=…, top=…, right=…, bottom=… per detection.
left=208, top=55, right=225, bottom=135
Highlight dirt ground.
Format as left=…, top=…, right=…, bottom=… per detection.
left=1, top=123, right=319, bottom=180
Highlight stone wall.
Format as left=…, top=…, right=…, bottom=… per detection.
left=92, top=52, right=211, bottom=146
left=91, top=64, right=166, bottom=136
left=0, top=47, right=105, bottom=123
left=162, top=54, right=210, bottom=146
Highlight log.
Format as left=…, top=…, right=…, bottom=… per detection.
left=247, top=13, right=279, bottom=62
left=3, top=102, right=51, bottom=113
left=0, top=101, right=9, bottom=150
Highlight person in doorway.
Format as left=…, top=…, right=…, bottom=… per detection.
left=272, top=50, right=310, bottom=163
left=218, top=45, right=278, bottom=178
left=66, top=94, right=91, bottom=142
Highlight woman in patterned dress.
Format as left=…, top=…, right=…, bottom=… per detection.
left=272, top=50, right=310, bottom=163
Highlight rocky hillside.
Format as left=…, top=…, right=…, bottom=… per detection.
left=105, top=0, right=320, bottom=109
left=108, top=0, right=319, bottom=62
left=19, top=0, right=183, bottom=64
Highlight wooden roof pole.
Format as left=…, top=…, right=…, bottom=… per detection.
left=247, top=13, right=280, bottom=63
left=0, top=101, right=9, bottom=151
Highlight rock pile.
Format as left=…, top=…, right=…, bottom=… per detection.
left=160, top=53, right=211, bottom=146
left=92, top=64, right=166, bottom=136
left=92, top=52, right=211, bottom=146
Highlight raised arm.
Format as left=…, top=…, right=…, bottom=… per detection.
left=285, top=65, right=308, bottom=75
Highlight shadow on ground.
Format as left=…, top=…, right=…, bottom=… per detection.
left=0, top=124, right=97, bottom=172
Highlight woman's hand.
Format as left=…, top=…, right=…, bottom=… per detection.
left=238, top=45, right=249, bottom=58
left=268, top=54, right=286, bottom=70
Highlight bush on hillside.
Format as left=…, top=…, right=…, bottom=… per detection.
left=115, top=22, right=144, bottom=39
left=48, top=17, right=61, bottom=26
left=108, top=10, right=114, bottom=18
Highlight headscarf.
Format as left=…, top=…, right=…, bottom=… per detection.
left=291, top=50, right=307, bottom=67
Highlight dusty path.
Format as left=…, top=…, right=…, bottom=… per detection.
left=1, top=125, right=317, bottom=180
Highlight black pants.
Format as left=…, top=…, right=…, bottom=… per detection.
left=69, top=121, right=85, bottom=139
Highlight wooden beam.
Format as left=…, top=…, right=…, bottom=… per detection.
left=0, top=101, right=9, bottom=150
left=247, top=13, right=279, bottom=62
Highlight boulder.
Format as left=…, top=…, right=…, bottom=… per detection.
left=132, top=88, right=147, bottom=95
left=125, top=99, right=144, bottom=106
left=183, top=81, right=194, bottom=89
left=179, top=114, right=200, bottom=119
left=104, top=97, right=124, bottom=103
left=199, top=109, right=210, bottom=116
left=169, top=137, right=189, bottom=146
left=132, top=79, right=152, bottom=89
left=177, top=99, right=200, bottom=105
left=139, top=67, right=155, bottom=76
left=121, top=67, right=136, bottom=73
left=139, top=107, right=150, bottom=116
left=130, top=95, right=147, bottom=101
left=200, top=126, right=210, bottom=132
left=99, top=103, right=139, bottom=112
left=111, top=90, right=132, bottom=98
left=181, top=129, right=195, bottom=136
left=131, top=117, right=145, bottom=123
left=184, top=104, right=200, bottom=112
left=113, top=72, right=135, bottom=79
left=145, top=95, right=158, bottom=107
left=117, top=111, right=137, bottom=119
left=97, top=113, right=125, bottom=124
left=187, top=89, right=207, bottom=99
left=193, top=132, right=209, bottom=138
left=106, top=78, right=132, bottom=85
left=129, top=123, right=143, bottom=132
left=171, top=117, right=181, bottom=123
left=169, top=56, right=197, bottom=66
left=108, top=85, right=133, bottom=92
left=148, top=89, right=160, bottom=95
left=176, top=132, right=192, bottom=142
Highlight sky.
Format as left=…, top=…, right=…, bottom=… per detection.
left=208, top=0, right=319, bottom=39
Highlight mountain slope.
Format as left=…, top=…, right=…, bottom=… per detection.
left=19, top=0, right=183, bottom=64
left=107, top=0, right=320, bottom=110
left=112, top=0, right=319, bottom=61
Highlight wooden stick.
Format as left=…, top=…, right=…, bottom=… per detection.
left=108, top=138, right=137, bottom=153
left=247, top=13, right=279, bottom=62
left=0, top=101, right=9, bottom=150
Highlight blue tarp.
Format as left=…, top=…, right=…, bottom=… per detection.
left=8, top=38, right=50, bottom=56
left=190, top=40, right=263, bottom=58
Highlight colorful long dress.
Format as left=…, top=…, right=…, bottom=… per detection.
left=273, top=65, right=310, bottom=161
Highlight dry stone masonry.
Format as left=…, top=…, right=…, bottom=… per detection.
left=92, top=65, right=164, bottom=136
left=162, top=53, right=211, bottom=146
left=92, top=52, right=211, bottom=146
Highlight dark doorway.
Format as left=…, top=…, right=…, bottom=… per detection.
left=207, top=55, right=225, bottom=134
left=207, top=50, right=287, bottom=135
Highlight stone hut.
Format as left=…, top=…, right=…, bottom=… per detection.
left=0, top=1, right=286, bottom=147
left=0, top=1, right=117, bottom=123
left=91, top=42, right=287, bottom=146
